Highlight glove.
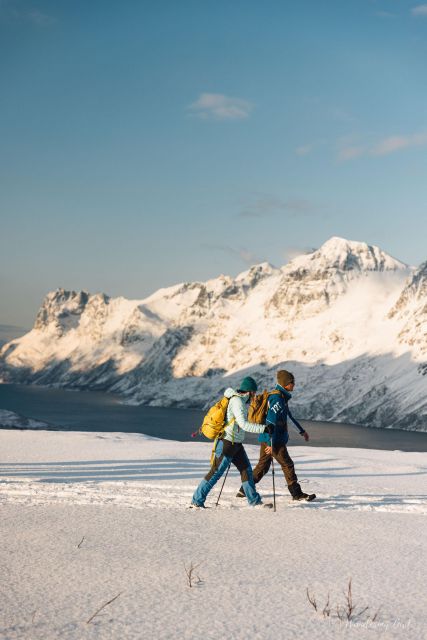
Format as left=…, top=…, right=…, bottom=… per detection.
left=264, top=424, right=274, bottom=435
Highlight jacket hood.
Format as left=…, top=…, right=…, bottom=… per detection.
left=224, top=387, right=247, bottom=399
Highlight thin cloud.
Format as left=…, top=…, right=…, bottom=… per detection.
left=295, top=144, right=314, bottom=156
left=202, top=243, right=261, bottom=266
left=330, top=107, right=356, bottom=124
left=295, top=138, right=328, bottom=157
left=375, top=11, right=397, bottom=18
left=239, top=193, right=315, bottom=218
left=339, top=131, right=427, bottom=160
left=0, top=2, right=56, bottom=26
left=283, top=246, right=316, bottom=264
left=338, top=146, right=366, bottom=161
left=411, top=5, right=427, bottom=16
left=371, top=132, right=427, bottom=156
left=188, top=93, right=253, bottom=121
left=26, top=10, right=56, bottom=26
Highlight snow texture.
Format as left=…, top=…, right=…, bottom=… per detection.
left=0, top=429, right=426, bottom=639
left=1, top=236, right=426, bottom=430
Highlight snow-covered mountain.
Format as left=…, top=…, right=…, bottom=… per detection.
left=1, top=237, right=426, bottom=430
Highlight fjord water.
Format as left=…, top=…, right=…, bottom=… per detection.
left=0, top=384, right=426, bottom=451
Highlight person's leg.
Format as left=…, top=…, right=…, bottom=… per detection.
left=237, top=442, right=271, bottom=497
left=232, top=444, right=262, bottom=506
left=192, top=439, right=232, bottom=506
left=252, top=443, right=272, bottom=483
left=273, top=445, right=303, bottom=497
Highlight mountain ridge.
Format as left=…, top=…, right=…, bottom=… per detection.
left=1, top=237, right=426, bottom=431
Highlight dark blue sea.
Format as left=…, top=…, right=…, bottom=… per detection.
left=0, top=384, right=426, bottom=451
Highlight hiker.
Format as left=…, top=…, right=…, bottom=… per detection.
left=191, top=376, right=272, bottom=508
left=237, top=370, right=316, bottom=502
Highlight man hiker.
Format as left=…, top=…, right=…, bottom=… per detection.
left=191, top=376, right=273, bottom=509
left=237, top=370, right=316, bottom=502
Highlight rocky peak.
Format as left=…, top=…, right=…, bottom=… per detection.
left=388, top=261, right=427, bottom=316
left=34, top=288, right=110, bottom=336
left=284, top=237, right=406, bottom=277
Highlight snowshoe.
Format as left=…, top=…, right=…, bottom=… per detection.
left=292, top=492, right=316, bottom=502
left=254, top=502, right=274, bottom=509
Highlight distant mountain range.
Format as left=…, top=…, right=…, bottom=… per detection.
left=1, top=237, right=426, bottom=431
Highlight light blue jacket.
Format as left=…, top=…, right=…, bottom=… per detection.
left=222, top=387, right=265, bottom=444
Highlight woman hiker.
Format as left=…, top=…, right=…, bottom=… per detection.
left=236, top=370, right=316, bottom=502
left=191, top=376, right=273, bottom=509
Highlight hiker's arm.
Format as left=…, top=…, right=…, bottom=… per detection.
left=230, top=397, right=265, bottom=433
left=287, top=407, right=308, bottom=438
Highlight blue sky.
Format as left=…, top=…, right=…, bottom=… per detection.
left=1, top=0, right=427, bottom=326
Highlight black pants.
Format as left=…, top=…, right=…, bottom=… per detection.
left=205, top=439, right=251, bottom=483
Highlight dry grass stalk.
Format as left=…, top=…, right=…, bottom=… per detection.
left=86, top=592, right=122, bottom=624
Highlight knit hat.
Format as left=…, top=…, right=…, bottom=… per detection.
left=238, top=376, right=258, bottom=392
left=277, top=370, right=295, bottom=388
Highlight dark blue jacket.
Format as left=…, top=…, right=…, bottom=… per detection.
left=266, top=384, right=305, bottom=446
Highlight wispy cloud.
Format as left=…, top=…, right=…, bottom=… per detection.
left=371, top=132, right=427, bottom=155
left=339, top=131, right=427, bottom=160
left=283, top=245, right=316, bottom=264
left=26, top=9, right=56, bottom=26
left=0, top=2, right=56, bottom=26
left=295, top=144, right=314, bottom=156
left=375, top=10, right=397, bottom=18
left=188, top=93, right=253, bottom=120
left=202, top=243, right=261, bottom=265
left=295, top=138, right=328, bottom=157
left=338, top=145, right=365, bottom=161
left=238, top=193, right=315, bottom=218
left=411, top=4, right=427, bottom=16
left=330, top=107, right=356, bottom=124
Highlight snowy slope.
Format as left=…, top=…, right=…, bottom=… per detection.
left=1, top=237, right=426, bottom=430
left=0, top=429, right=426, bottom=640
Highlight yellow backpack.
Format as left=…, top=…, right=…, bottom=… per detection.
left=200, top=396, right=235, bottom=440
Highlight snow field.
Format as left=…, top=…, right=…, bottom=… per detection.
left=0, top=429, right=426, bottom=640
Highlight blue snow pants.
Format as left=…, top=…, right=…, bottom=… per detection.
left=192, top=439, right=262, bottom=507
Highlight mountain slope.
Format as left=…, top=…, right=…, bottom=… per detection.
left=1, top=237, right=426, bottom=430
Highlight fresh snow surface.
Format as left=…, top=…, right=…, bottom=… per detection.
left=0, top=429, right=426, bottom=640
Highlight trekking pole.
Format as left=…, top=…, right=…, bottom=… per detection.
left=270, top=436, right=276, bottom=512
left=215, top=460, right=232, bottom=507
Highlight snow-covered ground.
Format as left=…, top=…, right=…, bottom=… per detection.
left=0, top=430, right=426, bottom=639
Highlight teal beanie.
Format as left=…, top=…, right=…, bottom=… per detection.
left=238, top=376, right=258, bottom=392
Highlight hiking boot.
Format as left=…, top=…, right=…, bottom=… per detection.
left=292, top=492, right=316, bottom=502
left=189, top=502, right=207, bottom=509
left=253, top=501, right=274, bottom=509
left=236, top=487, right=245, bottom=498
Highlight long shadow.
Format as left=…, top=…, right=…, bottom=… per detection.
left=0, top=458, right=209, bottom=467
left=0, top=458, right=214, bottom=483
left=1, top=457, right=427, bottom=484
